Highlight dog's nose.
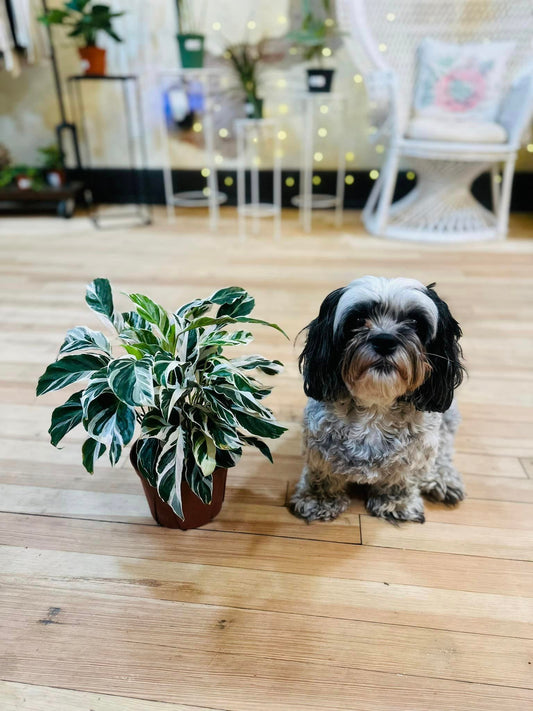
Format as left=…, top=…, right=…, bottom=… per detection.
left=370, top=333, right=398, bottom=355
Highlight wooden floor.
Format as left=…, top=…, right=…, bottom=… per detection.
left=1, top=208, right=532, bottom=710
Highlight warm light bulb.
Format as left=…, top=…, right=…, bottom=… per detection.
left=312, top=175, right=321, bottom=185
left=325, top=18, right=335, bottom=27
left=278, top=15, right=287, bottom=24
left=201, top=168, right=210, bottom=177
left=277, top=130, right=287, bottom=140
left=527, top=144, right=533, bottom=152
left=212, top=22, right=221, bottom=30
left=289, top=47, right=298, bottom=55
left=345, top=151, right=355, bottom=161
left=285, top=177, right=295, bottom=187
left=218, top=128, right=229, bottom=138
left=215, top=154, right=223, bottom=165
left=369, top=169, right=379, bottom=180
left=192, top=122, right=202, bottom=133
left=322, top=47, right=332, bottom=57
left=376, top=144, right=385, bottom=154
left=320, top=105, right=329, bottom=114
left=406, top=171, right=416, bottom=181
left=386, top=12, right=395, bottom=21
left=378, top=43, right=387, bottom=52
left=345, top=175, right=355, bottom=185
left=314, top=152, right=323, bottom=162
left=224, top=176, right=234, bottom=186
left=277, top=78, right=287, bottom=88
left=203, top=187, right=211, bottom=196
left=278, top=104, right=289, bottom=114
left=318, top=127, right=328, bottom=137
left=247, top=20, right=256, bottom=30
left=353, top=74, right=363, bottom=84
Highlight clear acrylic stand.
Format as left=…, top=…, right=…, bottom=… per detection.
left=158, top=68, right=227, bottom=231
left=292, top=92, right=348, bottom=232
left=235, top=118, right=282, bottom=241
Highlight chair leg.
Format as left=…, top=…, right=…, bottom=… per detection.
left=496, top=157, right=515, bottom=239
left=374, top=148, right=400, bottom=234
left=490, top=164, right=500, bottom=214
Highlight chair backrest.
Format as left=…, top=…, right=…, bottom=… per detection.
left=337, top=0, right=533, bottom=130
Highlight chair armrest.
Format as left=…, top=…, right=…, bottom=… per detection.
left=497, top=62, right=533, bottom=148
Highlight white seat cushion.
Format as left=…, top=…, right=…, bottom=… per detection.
left=407, top=116, right=508, bottom=144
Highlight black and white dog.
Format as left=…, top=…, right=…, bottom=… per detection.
left=290, top=276, right=465, bottom=524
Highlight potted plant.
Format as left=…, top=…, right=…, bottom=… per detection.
left=36, top=279, right=287, bottom=529
left=287, top=0, right=341, bottom=93
left=38, top=0, right=124, bottom=76
left=176, top=0, right=205, bottom=69
left=39, top=144, right=66, bottom=188
left=0, top=165, right=43, bottom=190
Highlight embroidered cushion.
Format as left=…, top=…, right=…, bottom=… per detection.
left=413, top=38, right=515, bottom=122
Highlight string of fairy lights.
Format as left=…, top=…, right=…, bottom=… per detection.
left=186, top=9, right=425, bottom=196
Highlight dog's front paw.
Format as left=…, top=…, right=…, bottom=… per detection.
left=366, top=492, right=425, bottom=524
left=289, top=493, right=349, bottom=523
left=422, top=468, right=465, bottom=506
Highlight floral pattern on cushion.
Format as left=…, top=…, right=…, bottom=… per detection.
left=413, top=39, right=514, bottom=122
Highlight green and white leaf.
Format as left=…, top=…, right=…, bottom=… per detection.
left=58, top=326, right=111, bottom=356
left=84, top=393, right=136, bottom=465
left=85, top=278, right=119, bottom=329
left=108, top=356, right=154, bottom=407
left=190, top=427, right=217, bottom=477
left=49, top=390, right=83, bottom=447
left=136, top=437, right=161, bottom=487
left=82, top=437, right=107, bottom=474
left=230, top=355, right=284, bottom=375
left=155, top=426, right=185, bottom=518
left=36, top=353, right=109, bottom=396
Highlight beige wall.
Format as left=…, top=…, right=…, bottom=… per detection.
left=0, top=0, right=531, bottom=173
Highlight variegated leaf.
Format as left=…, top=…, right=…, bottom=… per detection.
left=191, top=427, right=217, bottom=477
left=81, top=437, right=107, bottom=474
left=36, top=353, right=109, bottom=396
left=108, top=356, right=154, bottom=407
left=136, top=437, right=161, bottom=487
left=156, top=427, right=185, bottom=518
left=49, top=391, right=83, bottom=447
left=84, top=393, right=135, bottom=465
left=230, top=355, right=284, bottom=375
left=85, top=278, right=114, bottom=323
left=58, top=326, right=111, bottom=356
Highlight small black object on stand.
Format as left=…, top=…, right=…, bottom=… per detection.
left=67, top=74, right=152, bottom=229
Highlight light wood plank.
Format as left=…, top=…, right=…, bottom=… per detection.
left=2, top=586, right=532, bottom=689
left=1, top=545, right=531, bottom=639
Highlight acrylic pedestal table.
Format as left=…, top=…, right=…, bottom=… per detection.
left=292, top=92, right=348, bottom=233
left=67, top=74, right=152, bottom=229
left=235, top=118, right=282, bottom=241
left=158, top=68, right=228, bottom=231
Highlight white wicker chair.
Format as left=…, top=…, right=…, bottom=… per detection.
left=337, top=0, right=533, bottom=242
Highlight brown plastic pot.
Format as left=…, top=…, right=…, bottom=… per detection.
left=78, top=46, right=106, bottom=76
left=130, top=445, right=227, bottom=530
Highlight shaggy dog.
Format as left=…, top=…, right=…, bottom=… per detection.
left=290, top=276, right=465, bottom=524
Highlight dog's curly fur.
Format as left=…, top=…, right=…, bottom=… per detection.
left=290, top=276, right=465, bottom=524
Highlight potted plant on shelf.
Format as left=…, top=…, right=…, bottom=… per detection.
left=0, top=165, right=43, bottom=190
left=39, top=144, right=66, bottom=187
left=38, top=0, right=124, bottom=76
left=36, top=279, right=287, bottom=530
left=287, top=0, right=341, bottom=93
left=176, top=0, right=205, bottom=68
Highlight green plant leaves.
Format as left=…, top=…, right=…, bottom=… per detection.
left=230, top=356, right=284, bottom=375
left=234, top=410, right=287, bottom=439
left=49, top=390, right=84, bottom=447
left=86, top=278, right=114, bottom=322
left=136, top=437, right=161, bottom=487
left=156, top=427, right=185, bottom=519
left=36, top=353, right=109, bottom=396
left=84, top=392, right=135, bottom=465
left=108, top=357, right=154, bottom=407
left=128, top=293, right=172, bottom=338
left=59, top=326, right=111, bottom=356
left=82, top=437, right=106, bottom=474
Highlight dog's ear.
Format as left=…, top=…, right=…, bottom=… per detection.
left=298, top=287, right=347, bottom=402
left=411, top=284, right=465, bottom=413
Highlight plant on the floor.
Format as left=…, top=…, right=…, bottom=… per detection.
left=287, top=0, right=342, bottom=92
left=36, top=279, right=287, bottom=520
left=38, top=1, right=124, bottom=75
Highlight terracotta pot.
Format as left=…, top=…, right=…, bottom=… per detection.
left=78, top=46, right=106, bottom=76
left=130, top=445, right=227, bottom=530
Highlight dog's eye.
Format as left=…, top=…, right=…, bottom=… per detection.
left=351, top=317, right=366, bottom=329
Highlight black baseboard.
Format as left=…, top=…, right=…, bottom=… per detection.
left=66, top=168, right=533, bottom=212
